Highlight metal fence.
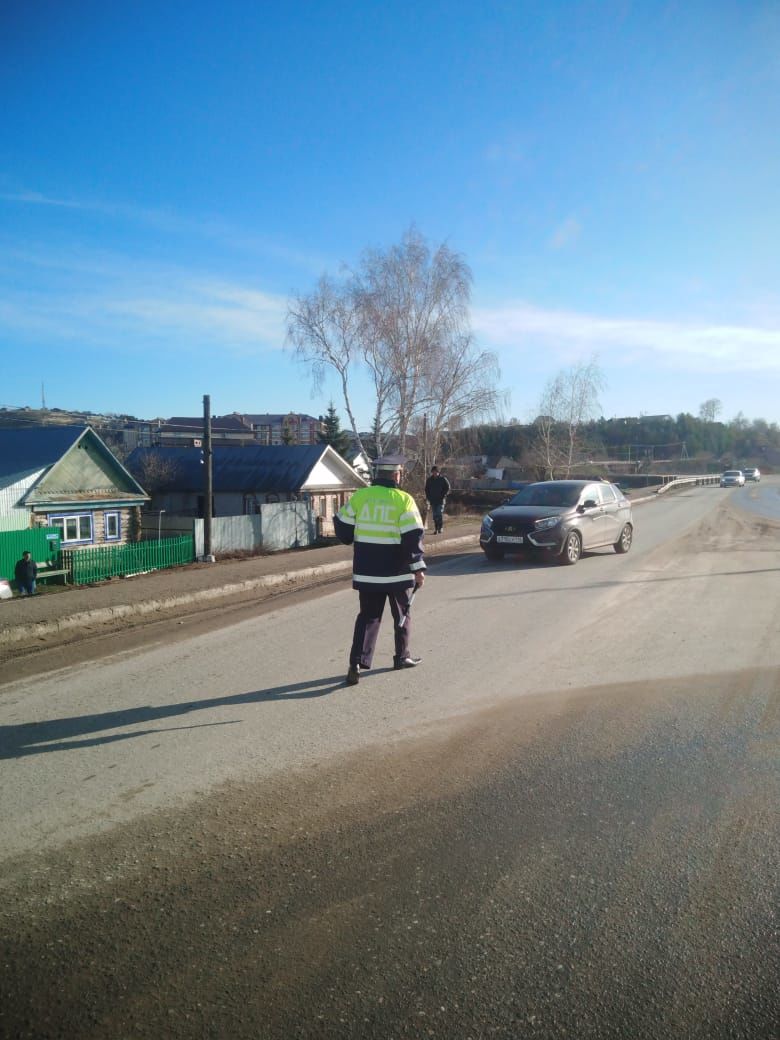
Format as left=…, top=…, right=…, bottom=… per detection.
left=192, top=502, right=317, bottom=555
left=656, top=474, right=721, bottom=493
left=62, top=535, right=195, bottom=584
left=0, top=527, right=61, bottom=581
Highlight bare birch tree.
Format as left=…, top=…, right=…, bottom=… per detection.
left=286, top=227, right=501, bottom=464
left=417, top=331, right=504, bottom=464
left=532, top=357, right=605, bottom=478
left=354, top=228, right=475, bottom=455
left=286, top=275, right=369, bottom=458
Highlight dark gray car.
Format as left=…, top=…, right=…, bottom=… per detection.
left=479, top=479, right=633, bottom=565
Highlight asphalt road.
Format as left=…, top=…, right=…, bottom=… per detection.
left=1, top=482, right=778, bottom=1039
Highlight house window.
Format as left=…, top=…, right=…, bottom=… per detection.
left=104, top=511, right=121, bottom=540
left=49, top=513, right=94, bottom=544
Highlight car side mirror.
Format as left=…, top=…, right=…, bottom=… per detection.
left=582, top=499, right=598, bottom=509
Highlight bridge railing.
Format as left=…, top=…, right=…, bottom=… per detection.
left=656, top=474, right=721, bottom=494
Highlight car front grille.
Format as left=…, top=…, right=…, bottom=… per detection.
left=493, top=519, right=535, bottom=537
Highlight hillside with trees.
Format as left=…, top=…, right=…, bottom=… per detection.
left=444, top=410, right=779, bottom=479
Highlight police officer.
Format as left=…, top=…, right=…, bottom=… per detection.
left=334, top=455, right=426, bottom=686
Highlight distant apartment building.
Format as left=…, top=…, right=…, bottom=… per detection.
left=153, top=412, right=325, bottom=448
left=238, top=413, right=323, bottom=445
left=0, top=407, right=326, bottom=455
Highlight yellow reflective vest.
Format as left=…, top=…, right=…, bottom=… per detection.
left=334, top=482, right=426, bottom=589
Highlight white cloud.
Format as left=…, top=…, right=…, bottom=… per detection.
left=0, top=190, right=86, bottom=209
left=0, top=245, right=287, bottom=354
left=0, top=189, right=328, bottom=271
left=473, top=302, right=780, bottom=373
left=105, top=282, right=286, bottom=349
left=548, top=217, right=582, bottom=250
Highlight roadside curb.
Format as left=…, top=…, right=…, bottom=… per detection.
left=0, top=534, right=478, bottom=647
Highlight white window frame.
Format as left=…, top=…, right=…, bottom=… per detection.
left=48, top=513, right=94, bottom=545
left=104, top=511, right=121, bottom=541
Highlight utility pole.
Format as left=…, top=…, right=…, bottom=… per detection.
left=203, top=394, right=214, bottom=562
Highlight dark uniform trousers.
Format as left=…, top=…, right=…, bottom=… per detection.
left=350, top=585, right=413, bottom=669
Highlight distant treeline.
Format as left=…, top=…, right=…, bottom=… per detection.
left=443, top=413, right=778, bottom=466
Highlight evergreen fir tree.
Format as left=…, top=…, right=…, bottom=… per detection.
left=318, top=402, right=351, bottom=457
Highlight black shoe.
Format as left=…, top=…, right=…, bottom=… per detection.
left=393, top=656, right=422, bottom=670
left=346, top=665, right=360, bottom=686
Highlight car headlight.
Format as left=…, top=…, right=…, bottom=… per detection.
left=481, top=514, right=494, bottom=534
left=534, top=516, right=560, bottom=531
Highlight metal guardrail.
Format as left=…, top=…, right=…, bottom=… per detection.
left=656, top=475, right=721, bottom=494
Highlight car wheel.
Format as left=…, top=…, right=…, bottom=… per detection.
left=614, top=523, right=633, bottom=554
left=558, top=530, right=581, bottom=565
left=483, top=545, right=504, bottom=561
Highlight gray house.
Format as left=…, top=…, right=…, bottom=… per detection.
left=126, top=443, right=367, bottom=524
left=0, top=425, right=149, bottom=543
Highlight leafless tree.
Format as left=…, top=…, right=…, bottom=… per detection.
left=699, top=398, right=723, bottom=423
left=126, top=451, right=178, bottom=496
left=416, top=332, right=504, bottom=465
left=531, top=357, right=605, bottom=478
left=354, top=228, right=478, bottom=455
left=286, top=275, right=369, bottom=458
left=286, top=228, right=501, bottom=464
left=529, top=409, right=566, bottom=481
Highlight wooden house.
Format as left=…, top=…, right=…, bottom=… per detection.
left=0, top=425, right=149, bottom=544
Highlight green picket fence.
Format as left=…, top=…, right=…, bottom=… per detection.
left=0, top=527, right=61, bottom=581
left=62, top=535, right=195, bottom=585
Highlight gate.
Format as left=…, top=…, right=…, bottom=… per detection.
left=0, top=527, right=61, bottom=581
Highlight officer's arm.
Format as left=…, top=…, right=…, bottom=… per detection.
left=334, top=501, right=356, bottom=545
left=399, top=498, right=426, bottom=575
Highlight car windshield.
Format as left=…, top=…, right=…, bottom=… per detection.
left=724, top=471, right=741, bottom=477
left=508, top=483, right=582, bottom=508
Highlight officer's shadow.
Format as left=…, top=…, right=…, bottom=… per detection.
left=0, top=675, right=356, bottom=759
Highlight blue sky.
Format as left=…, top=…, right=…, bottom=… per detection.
left=2, top=0, right=779, bottom=427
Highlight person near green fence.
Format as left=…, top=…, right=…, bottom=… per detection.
left=15, top=551, right=38, bottom=596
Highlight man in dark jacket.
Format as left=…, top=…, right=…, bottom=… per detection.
left=334, top=455, right=426, bottom=686
left=424, top=466, right=451, bottom=534
left=15, top=551, right=38, bottom=596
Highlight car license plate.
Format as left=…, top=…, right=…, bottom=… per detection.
left=497, top=535, right=524, bottom=543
